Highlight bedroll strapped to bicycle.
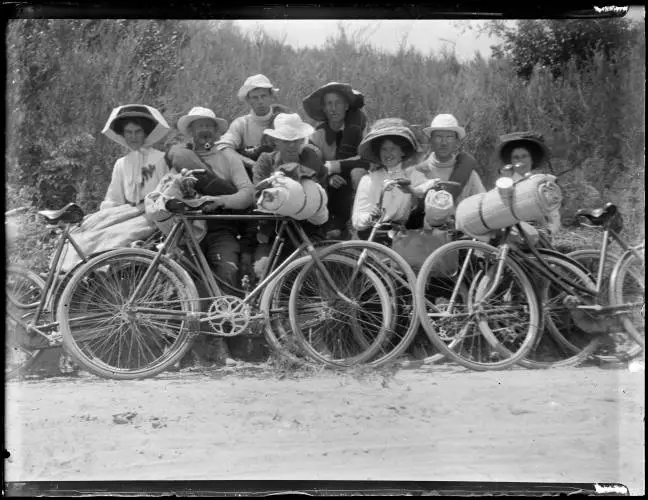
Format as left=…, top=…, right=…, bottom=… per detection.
left=455, top=173, right=562, bottom=238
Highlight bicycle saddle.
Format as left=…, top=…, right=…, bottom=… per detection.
left=38, top=203, right=85, bottom=225
left=576, top=203, right=621, bottom=228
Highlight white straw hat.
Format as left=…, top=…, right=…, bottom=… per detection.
left=237, top=74, right=279, bottom=101
left=423, top=114, right=466, bottom=140
left=102, top=104, right=170, bottom=149
left=177, top=107, right=228, bottom=138
left=263, top=113, right=314, bottom=141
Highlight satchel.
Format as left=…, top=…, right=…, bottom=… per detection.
left=391, top=228, right=456, bottom=274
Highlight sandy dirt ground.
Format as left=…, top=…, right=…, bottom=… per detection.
left=4, top=361, right=645, bottom=495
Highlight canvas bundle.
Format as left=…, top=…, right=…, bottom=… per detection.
left=256, top=172, right=328, bottom=225
left=455, top=174, right=562, bottom=237
left=144, top=172, right=208, bottom=242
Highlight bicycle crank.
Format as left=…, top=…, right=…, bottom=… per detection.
left=207, top=295, right=251, bottom=337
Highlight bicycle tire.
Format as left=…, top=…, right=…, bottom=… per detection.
left=57, top=248, right=201, bottom=380
left=416, top=240, right=541, bottom=371
left=312, top=240, right=421, bottom=367
left=6, top=266, right=47, bottom=378
left=609, top=249, right=645, bottom=357
left=519, top=253, right=602, bottom=369
left=288, top=249, right=394, bottom=367
left=568, top=248, right=644, bottom=362
left=259, top=255, right=319, bottom=365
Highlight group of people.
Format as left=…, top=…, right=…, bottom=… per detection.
left=100, top=74, right=557, bottom=363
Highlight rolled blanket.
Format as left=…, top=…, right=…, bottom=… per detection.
left=256, top=171, right=329, bottom=224
left=424, top=189, right=454, bottom=227
left=455, top=173, right=562, bottom=237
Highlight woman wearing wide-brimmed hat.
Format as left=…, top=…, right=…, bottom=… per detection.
left=303, top=81, right=370, bottom=239
left=100, top=104, right=171, bottom=210
left=496, top=130, right=552, bottom=179
left=351, top=118, right=421, bottom=244
left=497, top=131, right=561, bottom=236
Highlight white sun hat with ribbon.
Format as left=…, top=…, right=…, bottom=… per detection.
left=102, top=104, right=170, bottom=150
left=263, top=113, right=314, bottom=142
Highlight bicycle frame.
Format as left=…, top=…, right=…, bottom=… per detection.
left=124, top=212, right=357, bottom=323
left=11, top=221, right=89, bottom=342
left=481, top=224, right=635, bottom=317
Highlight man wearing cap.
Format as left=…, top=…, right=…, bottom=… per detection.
left=407, top=113, right=486, bottom=228
left=215, top=74, right=291, bottom=175
left=303, top=82, right=371, bottom=239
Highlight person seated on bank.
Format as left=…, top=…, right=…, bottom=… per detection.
left=303, top=81, right=370, bottom=239
left=252, top=113, right=327, bottom=277
left=407, top=113, right=486, bottom=228
left=101, top=104, right=171, bottom=210
left=497, top=131, right=561, bottom=237
left=351, top=118, right=421, bottom=245
left=167, top=106, right=255, bottom=288
left=215, top=74, right=291, bottom=177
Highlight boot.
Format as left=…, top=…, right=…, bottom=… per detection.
left=213, top=337, right=236, bottom=366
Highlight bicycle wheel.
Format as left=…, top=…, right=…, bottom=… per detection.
left=519, top=253, right=602, bottom=368
left=569, top=248, right=644, bottom=362
left=259, top=255, right=317, bottom=364
left=6, top=266, right=47, bottom=378
left=288, top=248, right=394, bottom=367
left=416, top=240, right=541, bottom=371
left=296, top=240, right=420, bottom=367
left=57, top=248, right=200, bottom=380
left=609, top=249, right=645, bottom=358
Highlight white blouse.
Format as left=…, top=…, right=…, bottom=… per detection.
left=100, top=147, right=169, bottom=211
left=351, top=164, right=412, bottom=230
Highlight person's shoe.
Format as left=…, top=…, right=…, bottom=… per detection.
left=213, top=337, right=236, bottom=366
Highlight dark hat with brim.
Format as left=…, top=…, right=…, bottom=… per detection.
left=302, top=82, right=365, bottom=122
left=358, top=118, right=421, bottom=165
left=498, top=131, right=550, bottom=169
left=109, top=106, right=157, bottom=133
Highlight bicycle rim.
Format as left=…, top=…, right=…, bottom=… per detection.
left=5, top=267, right=47, bottom=378
left=288, top=252, right=393, bottom=367
left=58, top=249, right=200, bottom=379
left=520, top=253, right=602, bottom=368
left=610, top=250, right=645, bottom=359
left=316, top=241, right=420, bottom=367
left=569, top=249, right=644, bottom=362
left=417, top=240, right=541, bottom=371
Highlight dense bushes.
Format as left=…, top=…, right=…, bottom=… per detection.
left=6, top=19, right=645, bottom=267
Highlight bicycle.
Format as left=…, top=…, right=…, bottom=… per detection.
left=416, top=196, right=643, bottom=371
left=563, top=203, right=644, bottom=362
left=56, top=199, right=404, bottom=379
left=6, top=203, right=89, bottom=378
left=287, top=177, right=427, bottom=367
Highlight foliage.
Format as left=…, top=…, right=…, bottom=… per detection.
left=6, top=18, right=645, bottom=270
left=486, top=18, right=639, bottom=80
